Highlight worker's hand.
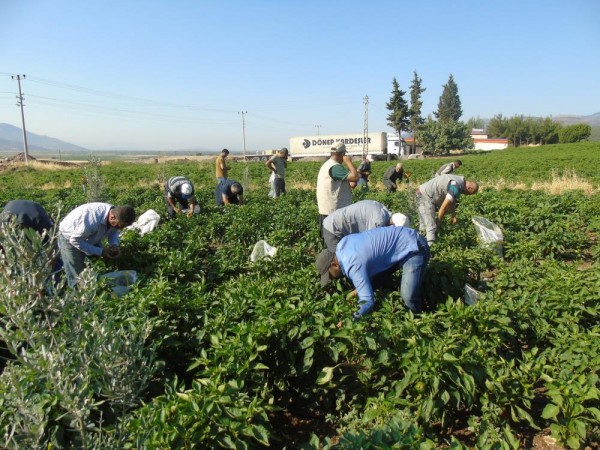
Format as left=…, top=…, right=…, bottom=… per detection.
left=186, top=209, right=194, bottom=218
left=346, top=290, right=357, bottom=303
left=336, top=320, right=343, bottom=329
left=405, top=171, right=412, bottom=179
left=342, top=155, right=353, bottom=165
left=102, top=246, right=120, bottom=259
left=451, top=216, right=458, bottom=225
left=174, top=207, right=182, bottom=214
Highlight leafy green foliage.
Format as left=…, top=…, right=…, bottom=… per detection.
left=559, top=123, right=592, bottom=143
left=1, top=142, right=599, bottom=448
left=434, top=73, right=462, bottom=123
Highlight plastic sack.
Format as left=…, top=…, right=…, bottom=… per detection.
left=127, top=209, right=160, bottom=235
left=268, top=173, right=276, bottom=198
left=471, top=216, right=504, bottom=258
left=99, top=270, right=138, bottom=297
left=250, top=240, right=278, bottom=262
left=463, top=283, right=482, bottom=306
left=182, top=204, right=201, bottom=215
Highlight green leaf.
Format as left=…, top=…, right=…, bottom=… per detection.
left=365, top=336, right=376, bottom=350
left=301, top=337, right=314, bottom=349
left=253, top=363, right=269, bottom=370
left=442, top=352, right=459, bottom=362
left=541, top=403, right=560, bottom=420
left=566, top=436, right=580, bottom=449
left=316, top=366, right=335, bottom=385
left=251, top=425, right=270, bottom=445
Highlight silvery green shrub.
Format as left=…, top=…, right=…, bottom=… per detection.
left=0, top=221, right=160, bottom=449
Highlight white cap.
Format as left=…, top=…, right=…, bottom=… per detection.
left=181, top=183, right=193, bottom=196
left=391, top=213, right=410, bottom=227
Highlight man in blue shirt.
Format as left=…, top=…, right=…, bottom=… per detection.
left=316, top=226, right=430, bottom=318
left=215, top=179, right=244, bottom=205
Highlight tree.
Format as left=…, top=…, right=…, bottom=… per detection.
left=414, top=118, right=473, bottom=155
left=386, top=78, right=409, bottom=153
left=486, top=114, right=508, bottom=139
left=539, top=117, right=561, bottom=145
left=434, top=74, right=462, bottom=123
left=559, top=124, right=591, bottom=143
left=466, top=116, right=485, bottom=130
left=408, top=71, right=426, bottom=154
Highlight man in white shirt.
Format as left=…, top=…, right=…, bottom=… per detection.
left=58, top=203, right=135, bottom=287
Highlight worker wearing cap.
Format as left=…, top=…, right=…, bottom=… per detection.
left=164, top=176, right=197, bottom=219
left=356, top=155, right=372, bottom=189
left=316, top=142, right=360, bottom=234
left=316, top=226, right=429, bottom=319
left=265, top=147, right=289, bottom=198
left=321, top=199, right=410, bottom=252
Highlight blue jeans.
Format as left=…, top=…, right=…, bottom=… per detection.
left=58, top=235, right=88, bottom=287
left=400, top=235, right=430, bottom=313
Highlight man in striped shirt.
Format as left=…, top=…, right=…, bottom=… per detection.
left=164, top=176, right=198, bottom=219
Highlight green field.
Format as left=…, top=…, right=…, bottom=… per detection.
left=1, top=142, right=599, bottom=449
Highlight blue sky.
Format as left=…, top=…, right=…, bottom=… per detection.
left=1, top=0, right=598, bottom=152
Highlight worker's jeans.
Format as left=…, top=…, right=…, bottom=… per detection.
left=416, top=194, right=437, bottom=245
left=400, top=235, right=430, bottom=313
left=58, top=235, right=87, bottom=287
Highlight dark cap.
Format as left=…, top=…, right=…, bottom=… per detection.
left=315, top=249, right=335, bottom=286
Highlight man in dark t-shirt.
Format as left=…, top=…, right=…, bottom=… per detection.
left=215, top=179, right=244, bottom=205
left=382, top=163, right=406, bottom=192
left=1, top=199, right=54, bottom=234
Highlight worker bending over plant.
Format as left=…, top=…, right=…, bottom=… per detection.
left=164, top=176, right=198, bottom=219
left=316, top=226, right=429, bottom=320
left=416, top=174, right=479, bottom=245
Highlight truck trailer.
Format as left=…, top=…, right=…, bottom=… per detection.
left=289, top=132, right=399, bottom=159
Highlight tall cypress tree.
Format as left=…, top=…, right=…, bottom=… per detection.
left=434, top=74, right=462, bottom=123
left=386, top=78, right=409, bottom=154
left=408, top=71, right=426, bottom=154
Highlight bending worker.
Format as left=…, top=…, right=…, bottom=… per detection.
left=164, top=176, right=197, bottom=219
left=322, top=199, right=409, bottom=252
left=58, top=203, right=135, bottom=287
left=316, top=226, right=430, bottom=318
left=416, top=174, right=479, bottom=245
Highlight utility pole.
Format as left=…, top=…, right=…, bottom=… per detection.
left=12, top=74, right=29, bottom=163
left=315, top=124, right=321, bottom=136
left=362, top=95, right=369, bottom=159
left=238, top=111, right=247, bottom=161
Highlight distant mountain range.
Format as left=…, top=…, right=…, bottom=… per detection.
left=0, top=123, right=88, bottom=152
left=552, top=112, right=600, bottom=127
left=1, top=115, right=598, bottom=153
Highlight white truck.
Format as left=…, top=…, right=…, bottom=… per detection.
left=289, top=132, right=401, bottom=159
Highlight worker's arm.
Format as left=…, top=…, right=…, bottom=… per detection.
left=342, top=156, right=360, bottom=182
left=222, top=193, right=231, bottom=205
left=167, top=196, right=180, bottom=213
left=437, top=195, right=456, bottom=222
left=265, top=159, right=276, bottom=172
